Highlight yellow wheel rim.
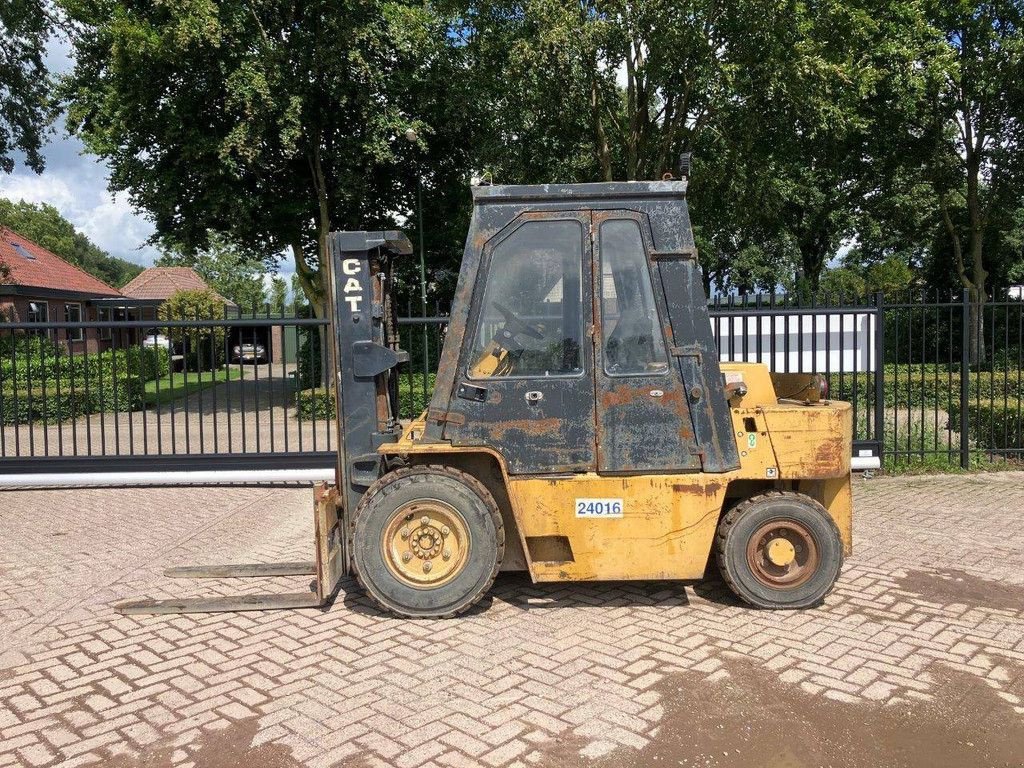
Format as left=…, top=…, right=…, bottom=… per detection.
left=382, top=501, right=471, bottom=589
left=766, top=537, right=797, bottom=567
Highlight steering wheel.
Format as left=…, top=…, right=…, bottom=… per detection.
left=492, top=301, right=544, bottom=340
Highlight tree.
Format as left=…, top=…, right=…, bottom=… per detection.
left=156, top=235, right=269, bottom=312
left=158, top=289, right=227, bottom=371
left=62, top=0, right=472, bottom=322
left=819, top=267, right=868, bottom=300
left=0, top=0, right=57, bottom=173
left=459, top=0, right=930, bottom=291
left=0, top=198, right=143, bottom=286
left=269, top=276, right=288, bottom=315
left=920, top=0, right=1024, bottom=362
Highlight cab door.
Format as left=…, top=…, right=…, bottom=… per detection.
left=592, top=211, right=701, bottom=473
left=444, top=212, right=597, bottom=474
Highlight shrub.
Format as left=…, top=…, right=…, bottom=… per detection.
left=297, top=322, right=323, bottom=390
left=295, top=374, right=437, bottom=421
left=828, top=367, right=1024, bottom=409
left=0, top=345, right=169, bottom=388
left=948, top=398, right=1023, bottom=452
left=296, top=388, right=335, bottom=420
left=124, top=346, right=170, bottom=381
left=0, top=377, right=143, bottom=425
left=158, top=289, right=227, bottom=371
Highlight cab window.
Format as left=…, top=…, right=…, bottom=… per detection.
left=599, top=219, right=668, bottom=375
left=469, top=219, right=584, bottom=378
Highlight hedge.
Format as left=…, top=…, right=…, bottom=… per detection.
left=0, top=346, right=169, bottom=389
left=828, top=367, right=1024, bottom=409
left=0, top=378, right=144, bottom=425
left=947, top=398, right=1023, bottom=452
left=296, top=374, right=437, bottom=421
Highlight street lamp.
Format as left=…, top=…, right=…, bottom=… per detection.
left=405, top=127, right=430, bottom=391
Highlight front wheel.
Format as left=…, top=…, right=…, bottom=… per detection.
left=351, top=465, right=504, bottom=618
left=714, top=491, right=843, bottom=609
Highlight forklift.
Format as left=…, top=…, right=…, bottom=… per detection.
left=118, top=177, right=852, bottom=618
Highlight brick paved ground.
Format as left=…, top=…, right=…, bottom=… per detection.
left=2, top=473, right=1023, bottom=767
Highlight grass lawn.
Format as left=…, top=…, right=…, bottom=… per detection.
left=143, top=367, right=243, bottom=406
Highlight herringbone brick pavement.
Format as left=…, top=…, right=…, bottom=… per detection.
left=1, top=473, right=1023, bottom=767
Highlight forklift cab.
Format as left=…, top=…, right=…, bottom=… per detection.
left=425, top=181, right=740, bottom=477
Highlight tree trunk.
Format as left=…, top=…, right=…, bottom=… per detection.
left=940, top=195, right=987, bottom=366
left=309, top=146, right=336, bottom=388
left=588, top=66, right=613, bottom=181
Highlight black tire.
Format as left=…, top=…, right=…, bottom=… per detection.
left=351, top=465, right=504, bottom=618
left=714, top=491, right=843, bottom=609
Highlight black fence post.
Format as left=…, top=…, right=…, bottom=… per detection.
left=960, top=288, right=971, bottom=469
left=874, top=292, right=885, bottom=468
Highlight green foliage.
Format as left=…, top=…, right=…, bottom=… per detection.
left=0, top=0, right=56, bottom=173
left=0, top=379, right=144, bottom=425
left=0, top=199, right=143, bottom=286
left=295, top=388, right=335, bottom=421
left=948, top=399, right=1023, bottom=452
left=0, top=337, right=155, bottom=425
left=828, top=366, right=1024, bottom=410
left=61, top=0, right=472, bottom=315
left=158, top=289, right=227, bottom=371
left=0, top=341, right=168, bottom=389
left=865, top=258, right=914, bottom=295
left=819, top=268, right=867, bottom=300
left=143, top=368, right=242, bottom=407
left=296, top=322, right=322, bottom=390
left=296, top=374, right=436, bottom=421
left=156, top=234, right=271, bottom=312
left=269, top=276, right=288, bottom=314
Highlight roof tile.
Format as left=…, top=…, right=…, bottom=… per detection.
left=0, top=227, right=123, bottom=297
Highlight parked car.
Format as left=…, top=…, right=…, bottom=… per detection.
left=232, top=342, right=267, bottom=363
left=141, top=328, right=171, bottom=350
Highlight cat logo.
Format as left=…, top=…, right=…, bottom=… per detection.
left=341, top=259, right=363, bottom=312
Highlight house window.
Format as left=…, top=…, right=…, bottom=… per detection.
left=98, top=307, right=112, bottom=340
left=27, top=301, right=48, bottom=323
left=64, top=303, right=84, bottom=342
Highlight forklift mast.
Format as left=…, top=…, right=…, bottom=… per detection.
left=326, top=231, right=411, bottom=518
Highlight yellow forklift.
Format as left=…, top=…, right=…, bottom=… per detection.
left=119, top=179, right=852, bottom=618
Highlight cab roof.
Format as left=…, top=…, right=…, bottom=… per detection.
left=470, top=180, right=688, bottom=205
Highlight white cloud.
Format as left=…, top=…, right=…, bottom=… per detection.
left=0, top=132, right=160, bottom=266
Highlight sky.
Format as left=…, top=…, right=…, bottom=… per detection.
left=0, top=35, right=294, bottom=291
left=0, top=36, right=162, bottom=267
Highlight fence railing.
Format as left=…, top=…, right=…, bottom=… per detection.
left=0, top=316, right=336, bottom=473
left=1, top=290, right=1021, bottom=478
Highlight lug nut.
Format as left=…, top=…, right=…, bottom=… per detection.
left=421, top=516, right=430, bottom=526
left=402, top=552, right=412, bottom=563
left=400, top=527, right=409, bottom=539
left=423, top=561, right=432, bottom=573
left=441, top=525, right=450, bottom=535
left=442, top=549, right=452, bottom=560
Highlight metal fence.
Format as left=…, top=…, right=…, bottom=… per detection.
left=1, top=290, right=1021, bottom=481
left=0, top=316, right=337, bottom=477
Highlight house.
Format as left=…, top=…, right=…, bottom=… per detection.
left=0, top=226, right=124, bottom=353
left=116, top=267, right=282, bottom=364
left=118, top=267, right=237, bottom=320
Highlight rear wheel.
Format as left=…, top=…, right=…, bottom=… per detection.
left=351, top=465, right=504, bottom=618
left=714, top=491, right=843, bottom=609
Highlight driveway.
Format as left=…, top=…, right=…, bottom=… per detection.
left=1, top=473, right=1023, bottom=767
